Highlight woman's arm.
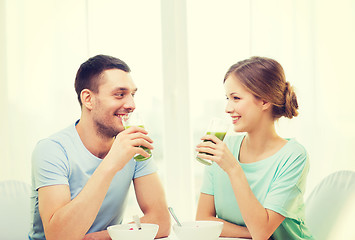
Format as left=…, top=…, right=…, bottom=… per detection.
left=227, top=168, right=285, bottom=240
left=196, top=193, right=251, bottom=238
left=196, top=135, right=285, bottom=240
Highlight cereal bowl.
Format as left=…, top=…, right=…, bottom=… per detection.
left=173, top=220, right=223, bottom=240
left=107, top=223, right=159, bottom=240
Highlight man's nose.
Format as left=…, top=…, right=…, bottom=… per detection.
left=124, top=95, right=136, bottom=112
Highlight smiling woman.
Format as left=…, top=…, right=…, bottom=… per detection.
left=195, top=56, right=314, bottom=239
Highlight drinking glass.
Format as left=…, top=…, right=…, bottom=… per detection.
left=122, top=111, right=152, bottom=161
left=196, top=118, right=229, bottom=166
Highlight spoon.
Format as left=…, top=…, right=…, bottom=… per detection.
left=133, top=215, right=142, bottom=230
left=168, top=207, right=182, bottom=227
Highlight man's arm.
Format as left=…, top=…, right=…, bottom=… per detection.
left=196, top=193, right=252, bottom=238
left=82, top=230, right=111, bottom=240
left=133, top=173, right=171, bottom=238
left=38, top=162, right=117, bottom=240
left=38, top=126, right=153, bottom=240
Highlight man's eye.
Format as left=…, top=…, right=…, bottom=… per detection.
left=115, top=93, right=124, bottom=97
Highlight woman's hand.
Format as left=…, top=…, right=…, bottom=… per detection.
left=196, top=135, right=240, bottom=175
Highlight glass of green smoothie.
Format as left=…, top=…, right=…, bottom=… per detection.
left=196, top=117, right=229, bottom=166
left=122, top=111, right=152, bottom=161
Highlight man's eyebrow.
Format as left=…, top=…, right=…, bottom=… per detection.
left=111, top=87, right=138, bottom=93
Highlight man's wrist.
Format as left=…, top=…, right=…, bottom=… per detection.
left=98, top=157, right=123, bottom=177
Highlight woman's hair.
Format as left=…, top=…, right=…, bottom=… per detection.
left=224, top=56, right=298, bottom=119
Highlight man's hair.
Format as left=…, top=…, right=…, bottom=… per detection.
left=74, top=54, right=131, bottom=107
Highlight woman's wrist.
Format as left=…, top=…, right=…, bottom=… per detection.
left=226, top=161, right=242, bottom=177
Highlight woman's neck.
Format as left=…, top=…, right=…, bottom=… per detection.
left=239, top=123, right=287, bottom=163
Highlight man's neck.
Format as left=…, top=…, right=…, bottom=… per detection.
left=75, top=118, right=114, bottom=159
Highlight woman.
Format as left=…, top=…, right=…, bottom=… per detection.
left=195, top=56, right=314, bottom=239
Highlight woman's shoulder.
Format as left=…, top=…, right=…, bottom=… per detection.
left=277, top=138, right=309, bottom=173
left=284, top=138, right=308, bottom=158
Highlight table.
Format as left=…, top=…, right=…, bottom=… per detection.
left=161, top=235, right=251, bottom=240
left=161, top=238, right=250, bottom=240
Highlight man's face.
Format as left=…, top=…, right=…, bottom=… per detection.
left=90, top=69, right=137, bottom=138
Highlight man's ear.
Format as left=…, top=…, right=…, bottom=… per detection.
left=81, top=89, right=94, bottom=110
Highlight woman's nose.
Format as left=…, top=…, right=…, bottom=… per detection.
left=225, top=100, right=233, bottom=113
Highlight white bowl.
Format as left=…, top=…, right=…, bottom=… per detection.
left=173, top=220, right=224, bottom=240
left=107, top=223, right=159, bottom=240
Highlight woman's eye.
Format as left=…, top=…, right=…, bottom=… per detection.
left=226, top=96, right=240, bottom=100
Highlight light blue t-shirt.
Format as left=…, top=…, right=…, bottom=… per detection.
left=29, top=121, right=157, bottom=240
left=201, top=134, right=314, bottom=240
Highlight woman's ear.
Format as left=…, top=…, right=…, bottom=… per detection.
left=81, top=89, right=94, bottom=110
left=261, top=100, right=272, bottom=111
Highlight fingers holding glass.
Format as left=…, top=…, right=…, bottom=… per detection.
left=196, top=118, right=229, bottom=165
left=122, top=111, right=153, bottom=161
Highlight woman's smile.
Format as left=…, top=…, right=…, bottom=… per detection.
left=231, top=115, right=241, bottom=124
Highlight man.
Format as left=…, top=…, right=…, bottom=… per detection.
left=29, top=55, right=170, bottom=240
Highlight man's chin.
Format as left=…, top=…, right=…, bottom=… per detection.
left=117, top=126, right=125, bottom=134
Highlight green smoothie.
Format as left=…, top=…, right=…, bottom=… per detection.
left=196, top=131, right=227, bottom=165
left=206, top=131, right=227, bottom=141
left=124, top=125, right=152, bottom=161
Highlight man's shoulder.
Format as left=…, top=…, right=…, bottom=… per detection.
left=47, top=122, right=77, bottom=142
left=35, top=122, right=77, bottom=151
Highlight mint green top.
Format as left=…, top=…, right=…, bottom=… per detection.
left=201, top=134, right=314, bottom=239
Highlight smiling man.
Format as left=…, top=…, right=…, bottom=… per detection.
left=29, top=55, right=170, bottom=240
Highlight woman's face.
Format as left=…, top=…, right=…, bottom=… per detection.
left=224, top=75, right=266, bottom=133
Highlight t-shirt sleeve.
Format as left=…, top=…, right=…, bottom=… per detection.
left=200, top=165, right=214, bottom=195
left=32, top=139, right=70, bottom=191
left=133, top=156, right=158, bottom=179
left=263, top=149, right=309, bottom=221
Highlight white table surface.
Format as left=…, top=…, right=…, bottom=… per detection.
left=161, top=234, right=251, bottom=240
left=159, top=236, right=248, bottom=240
left=161, top=238, right=250, bottom=240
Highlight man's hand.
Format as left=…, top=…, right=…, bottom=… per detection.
left=105, top=126, right=154, bottom=172
left=82, top=230, right=111, bottom=240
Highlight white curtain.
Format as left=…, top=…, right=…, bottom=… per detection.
left=1, top=0, right=355, bottom=220
left=249, top=0, right=355, bottom=192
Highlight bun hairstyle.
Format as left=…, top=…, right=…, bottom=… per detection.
left=224, top=56, right=298, bottom=119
